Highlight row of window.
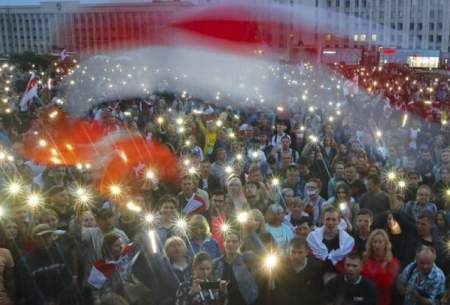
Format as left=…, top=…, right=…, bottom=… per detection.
left=352, top=33, right=378, bottom=42
left=326, top=0, right=367, bottom=8
left=390, top=22, right=445, bottom=31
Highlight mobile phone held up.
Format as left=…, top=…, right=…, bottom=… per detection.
left=200, top=281, right=221, bottom=290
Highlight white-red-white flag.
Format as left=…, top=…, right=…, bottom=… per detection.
left=19, top=72, right=38, bottom=111
left=58, top=49, right=68, bottom=62
left=182, top=193, right=208, bottom=215
left=88, top=259, right=115, bottom=289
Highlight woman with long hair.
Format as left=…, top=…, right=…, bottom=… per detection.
left=176, top=252, right=227, bottom=305
left=330, top=143, right=351, bottom=170
left=213, top=232, right=258, bottom=305
left=240, top=209, right=266, bottom=254
left=226, top=177, right=249, bottom=212
left=326, top=182, right=359, bottom=227
left=436, top=210, right=450, bottom=238
left=1, top=220, right=22, bottom=263
left=164, top=236, right=192, bottom=284
left=361, top=229, right=400, bottom=305
left=88, top=232, right=137, bottom=304
left=188, top=215, right=221, bottom=259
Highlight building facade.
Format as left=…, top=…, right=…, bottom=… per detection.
left=274, top=0, right=450, bottom=53
left=0, top=0, right=449, bottom=57
left=0, top=0, right=193, bottom=55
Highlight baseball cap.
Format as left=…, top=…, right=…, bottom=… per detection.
left=32, top=224, right=54, bottom=237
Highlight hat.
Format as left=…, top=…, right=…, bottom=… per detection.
left=32, top=224, right=54, bottom=237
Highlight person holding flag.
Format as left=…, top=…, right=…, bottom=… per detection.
left=19, top=71, right=38, bottom=112
left=88, top=232, right=148, bottom=305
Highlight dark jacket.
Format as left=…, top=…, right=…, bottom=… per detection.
left=278, top=258, right=323, bottom=305
left=323, top=274, right=377, bottom=305
left=199, top=175, right=221, bottom=193
left=213, top=252, right=258, bottom=305
left=19, top=245, right=76, bottom=305
left=391, top=209, right=444, bottom=269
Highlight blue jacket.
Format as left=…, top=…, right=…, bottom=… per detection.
left=189, top=237, right=221, bottom=259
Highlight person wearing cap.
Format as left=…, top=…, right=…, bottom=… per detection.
left=19, top=224, right=77, bottom=305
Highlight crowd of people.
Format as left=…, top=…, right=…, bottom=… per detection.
left=0, top=57, right=449, bottom=305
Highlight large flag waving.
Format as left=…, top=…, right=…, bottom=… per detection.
left=19, top=72, right=38, bottom=112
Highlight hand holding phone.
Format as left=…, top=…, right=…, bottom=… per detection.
left=200, top=281, right=220, bottom=290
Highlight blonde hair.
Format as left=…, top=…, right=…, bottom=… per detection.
left=364, top=229, right=393, bottom=262
left=164, top=236, right=187, bottom=259
left=227, top=176, right=242, bottom=190
left=188, top=214, right=211, bottom=237
left=250, top=209, right=266, bottom=233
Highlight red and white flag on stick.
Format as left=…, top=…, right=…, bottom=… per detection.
left=88, top=259, right=115, bottom=289
left=19, top=72, right=38, bottom=112
left=58, top=49, right=68, bottom=62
